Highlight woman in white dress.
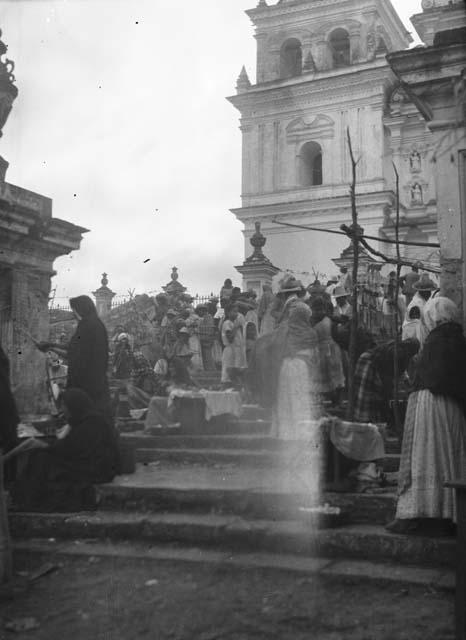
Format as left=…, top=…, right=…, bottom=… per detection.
left=387, top=296, right=466, bottom=534
left=270, top=277, right=322, bottom=440
left=221, top=305, right=247, bottom=385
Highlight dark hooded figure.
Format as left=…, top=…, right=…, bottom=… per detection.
left=0, top=344, right=19, bottom=482
left=12, top=388, right=119, bottom=512
left=67, top=296, right=110, bottom=413
left=39, top=296, right=111, bottom=419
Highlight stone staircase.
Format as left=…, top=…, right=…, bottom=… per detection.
left=9, top=403, right=456, bottom=570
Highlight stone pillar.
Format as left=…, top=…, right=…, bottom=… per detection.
left=10, top=267, right=51, bottom=414
left=93, top=273, right=115, bottom=318
left=235, top=221, right=280, bottom=295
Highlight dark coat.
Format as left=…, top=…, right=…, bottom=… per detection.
left=67, top=296, right=110, bottom=410
left=414, top=321, right=466, bottom=415
left=13, top=389, right=119, bottom=512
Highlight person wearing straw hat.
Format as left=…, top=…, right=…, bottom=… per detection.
left=275, top=275, right=307, bottom=324
left=272, top=286, right=322, bottom=439
left=333, top=285, right=353, bottom=319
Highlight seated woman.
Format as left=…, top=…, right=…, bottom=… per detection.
left=12, top=388, right=119, bottom=512
left=145, top=357, right=197, bottom=430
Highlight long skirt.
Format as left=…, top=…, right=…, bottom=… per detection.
left=396, top=390, right=466, bottom=522
left=200, top=343, right=215, bottom=372
left=188, top=335, right=204, bottom=371
left=272, top=356, right=318, bottom=441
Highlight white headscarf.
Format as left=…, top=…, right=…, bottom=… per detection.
left=421, top=296, right=459, bottom=336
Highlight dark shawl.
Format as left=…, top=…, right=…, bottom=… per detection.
left=49, top=388, right=118, bottom=483
left=414, top=321, right=466, bottom=415
left=67, top=296, right=109, bottom=404
left=0, top=344, right=19, bottom=452
left=12, top=389, right=118, bottom=511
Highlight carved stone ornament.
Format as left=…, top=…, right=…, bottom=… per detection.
left=245, top=222, right=274, bottom=265
left=411, top=182, right=423, bottom=205
left=366, top=32, right=376, bottom=61
left=409, top=150, right=422, bottom=173
left=0, top=29, right=18, bottom=138
left=388, top=86, right=406, bottom=115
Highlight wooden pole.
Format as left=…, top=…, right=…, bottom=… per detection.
left=392, top=163, right=402, bottom=433
left=346, top=128, right=360, bottom=421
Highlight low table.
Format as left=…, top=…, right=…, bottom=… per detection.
left=168, top=389, right=242, bottom=433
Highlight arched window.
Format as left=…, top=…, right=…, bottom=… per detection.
left=280, top=38, right=302, bottom=79
left=329, top=28, right=351, bottom=68
left=300, top=142, right=323, bottom=187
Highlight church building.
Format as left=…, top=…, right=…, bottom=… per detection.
left=228, top=0, right=441, bottom=280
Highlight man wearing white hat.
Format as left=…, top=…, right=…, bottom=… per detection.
left=333, top=285, right=353, bottom=319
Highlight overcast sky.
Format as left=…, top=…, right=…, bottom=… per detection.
left=1, top=0, right=423, bottom=302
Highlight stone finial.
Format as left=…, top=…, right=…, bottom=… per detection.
left=0, top=29, right=18, bottom=138
left=235, top=221, right=279, bottom=290
left=93, top=272, right=115, bottom=317
left=245, top=221, right=273, bottom=265
left=163, top=266, right=186, bottom=295
left=236, top=66, right=251, bottom=94
left=256, top=0, right=267, bottom=6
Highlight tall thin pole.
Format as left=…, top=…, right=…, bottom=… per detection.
left=346, top=128, right=360, bottom=421
left=392, top=163, right=402, bottom=433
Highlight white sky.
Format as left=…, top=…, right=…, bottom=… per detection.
left=1, top=0, right=423, bottom=301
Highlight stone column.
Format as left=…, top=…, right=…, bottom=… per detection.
left=235, top=222, right=280, bottom=294
left=10, top=267, right=51, bottom=413
left=93, top=273, right=115, bottom=318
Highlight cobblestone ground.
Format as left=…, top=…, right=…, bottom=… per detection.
left=0, top=553, right=455, bottom=640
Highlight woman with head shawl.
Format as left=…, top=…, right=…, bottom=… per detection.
left=221, top=304, right=247, bottom=387
left=37, top=295, right=111, bottom=420
left=257, top=284, right=277, bottom=336
left=388, top=297, right=466, bottom=535
left=271, top=289, right=322, bottom=440
left=310, top=296, right=345, bottom=399
left=12, top=388, right=119, bottom=512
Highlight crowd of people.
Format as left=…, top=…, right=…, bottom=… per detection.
left=0, top=264, right=464, bottom=535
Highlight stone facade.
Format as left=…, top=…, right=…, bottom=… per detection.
left=228, top=0, right=440, bottom=279
left=0, top=30, right=86, bottom=414
left=0, top=176, right=87, bottom=414
left=387, top=0, right=466, bottom=325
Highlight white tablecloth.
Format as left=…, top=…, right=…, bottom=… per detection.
left=167, top=388, right=242, bottom=421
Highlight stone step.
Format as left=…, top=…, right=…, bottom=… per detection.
left=123, top=433, right=291, bottom=452
left=118, top=417, right=272, bottom=436
left=9, top=512, right=455, bottom=569
left=95, top=480, right=396, bottom=525
left=134, top=446, right=400, bottom=473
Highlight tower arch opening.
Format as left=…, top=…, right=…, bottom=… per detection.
left=299, top=141, right=323, bottom=187
left=329, top=28, right=351, bottom=68
left=279, top=38, right=303, bottom=79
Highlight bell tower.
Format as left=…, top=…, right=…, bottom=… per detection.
left=228, top=0, right=429, bottom=277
